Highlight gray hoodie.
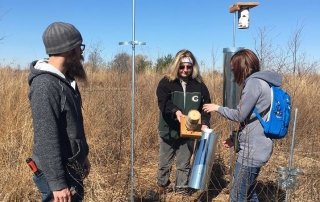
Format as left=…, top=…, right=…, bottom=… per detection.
left=217, top=70, right=282, bottom=167
left=28, top=59, right=89, bottom=191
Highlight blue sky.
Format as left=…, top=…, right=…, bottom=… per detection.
left=0, top=0, right=319, bottom=70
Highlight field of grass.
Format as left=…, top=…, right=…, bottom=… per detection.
left=0, top=66, right=319, bottom=201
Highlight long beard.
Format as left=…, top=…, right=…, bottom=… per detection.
left=65, top=52, right=87, bottom=82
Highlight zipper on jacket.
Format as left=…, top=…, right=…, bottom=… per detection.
left=180, top=79, right=187, bottom=109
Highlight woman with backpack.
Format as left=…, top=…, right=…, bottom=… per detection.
left=202, top=49, right=282, bottom=202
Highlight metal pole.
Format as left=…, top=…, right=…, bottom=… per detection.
left=229, top=13, right=237, bottom=202
left=288, top=108, right=298, bottom=170
left=229, top=15, right=237, bottom=199
left=119, top=0, right=145, bottom=201
left=233, top=11, right=236, bottom=47
left=285, top=108, right=298, bottom=202
left=130, top=1, right=135, bottom=201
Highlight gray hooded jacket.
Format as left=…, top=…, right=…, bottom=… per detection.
left=28, top=59, right=89, bottom=191
left=217, top=70, right=282, bottom=167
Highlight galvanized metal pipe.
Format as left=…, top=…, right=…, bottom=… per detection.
left=189, top=129, right=220, bottom=190
left=130, top=1, right=135, bottom=201
left=285, top=108, right=298, bottom=202
left=119, top=1, right=146, bottom=200
left=288, top=108, right=298, bottom=170
left=233, top=11, right=236, bottom=47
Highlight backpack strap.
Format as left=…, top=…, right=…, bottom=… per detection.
left=252, top=106, right=270, bottom=127
left=240, top=105, right=270, bottom=127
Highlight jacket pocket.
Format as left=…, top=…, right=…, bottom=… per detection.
left=159, top=122, right=179, bottom=141
left=68, top=139, right=86, bottom=165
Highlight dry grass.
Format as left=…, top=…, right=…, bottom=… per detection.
left=0, top=66, right=319, bottom=201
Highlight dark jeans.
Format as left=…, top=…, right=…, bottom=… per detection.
left=33, top=170, right=84, bottom=202
left=231, top=162, right=261, bottom=202
left=157, top=138, right=195, bottom=189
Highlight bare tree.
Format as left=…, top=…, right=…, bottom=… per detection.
left=110, top=52, right=131, bottom=73
left=210, top=43, right=222, bottom=72
left=253, top=23, right=319, bottom=75
left=288, top=22, right=304, bottom=75
left=0, top=7, right=10, bottom=42
left=285, top=22, right=319, bottom=76
left=86, top=40, right=106, bottom=71
left=253, top=26, right=279, bottom=71
left=273, top=47, right=291, bottom=73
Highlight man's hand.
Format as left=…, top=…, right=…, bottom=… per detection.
left=53, top=188, right=71, bottom=202
left=175, top=110, right=184, bottom=122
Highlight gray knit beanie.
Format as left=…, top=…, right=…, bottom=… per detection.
left=42, top=22, right=83, bottom=55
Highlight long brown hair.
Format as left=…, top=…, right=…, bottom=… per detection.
left=231, top=49, right=260, bottom=85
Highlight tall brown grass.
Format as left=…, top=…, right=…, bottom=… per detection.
left=0, top=66, right=319, bottom=201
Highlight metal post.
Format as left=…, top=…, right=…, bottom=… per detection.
left=276, top=108, right=302, bottom=202
left=228, top=9, right=237, bottom=195
left=130, top=1, right=135, bottom=200
left=285, top=108, right=298, bottom=202
left=288, top=108, right=298, bottom=170
left=119, top=0, right=146, bottom=201
left=233, top=11, right=236, bottom=47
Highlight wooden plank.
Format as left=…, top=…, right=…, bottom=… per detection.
left=180, top=116, right=202, bottom=139
left=230, top=2, right=259, bottom=13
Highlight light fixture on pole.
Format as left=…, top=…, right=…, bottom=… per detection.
left=119, top=0, right=145, bottom=201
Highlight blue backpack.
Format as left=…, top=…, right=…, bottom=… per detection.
left=253, top=84, right=291, bottom=139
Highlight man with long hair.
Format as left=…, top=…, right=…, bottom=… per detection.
left=156, top=49, right=211, bottom=195
left=28, top=22, right=90, bottom=202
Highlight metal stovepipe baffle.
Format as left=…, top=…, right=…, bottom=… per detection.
left=189, top=129, right=220, bottom=191
left=222, top=47, right=243, bottom=177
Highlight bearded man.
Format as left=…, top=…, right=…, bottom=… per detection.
left=28, top=22, right=90, bottom=202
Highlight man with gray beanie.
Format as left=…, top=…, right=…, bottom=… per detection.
left=28, top=21, right=90, bottom=202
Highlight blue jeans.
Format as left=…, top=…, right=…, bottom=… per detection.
left=33, top=170, right=84, bottom=202
left=231, top=162, right=261, bottom=202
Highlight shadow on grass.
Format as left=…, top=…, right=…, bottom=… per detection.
left=255, top=180, right=286, bottom=202
left=195, top=177, right=286, bottom=202
left=135, top=157, right=286, bottom=202
left=195, top=157, right=286, bottom=202
left=135, top=158, right=228, bottom=202
left=195, top=157, right=229, bottom=201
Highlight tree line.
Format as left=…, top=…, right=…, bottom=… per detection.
left=85, top=47, right=174, bottom=74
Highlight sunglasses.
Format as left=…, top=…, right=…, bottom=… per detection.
left=80, top=44, right=85, bottom=51
left=179, top=65, right=193, bottom=70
